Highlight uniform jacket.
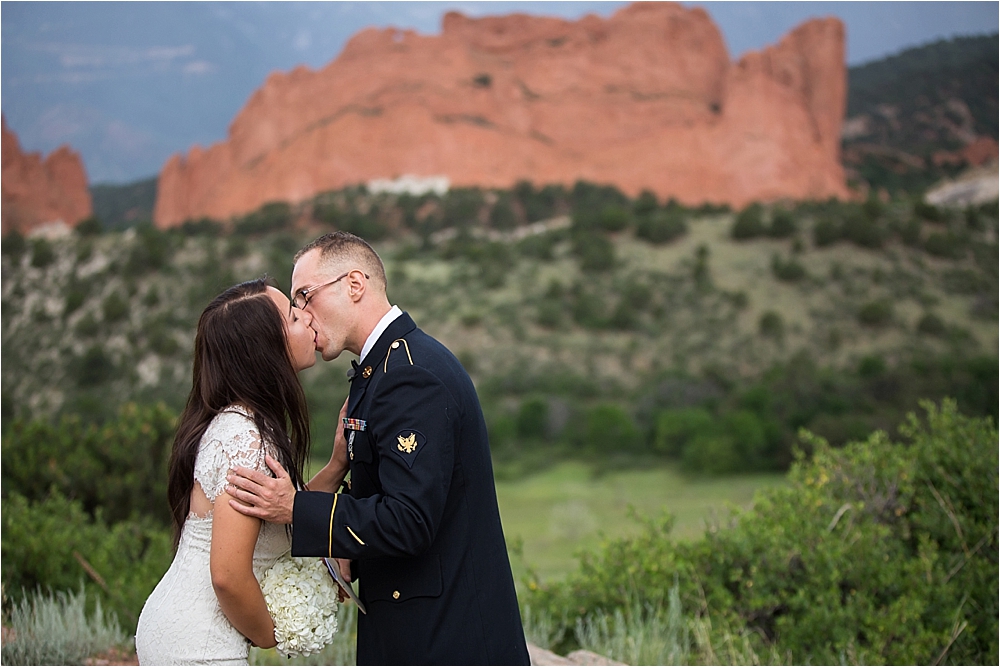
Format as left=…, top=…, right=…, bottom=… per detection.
left=292, top=312, right=530, bottom=665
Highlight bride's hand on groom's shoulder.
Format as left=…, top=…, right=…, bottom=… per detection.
left=226, top=456, right=295, bottom=524
left=331, top=397, right=349, bottom=469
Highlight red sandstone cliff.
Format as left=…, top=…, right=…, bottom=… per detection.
left=154, top=2, right=849, bottom=227
left=2, top=117, right=92, bottom=235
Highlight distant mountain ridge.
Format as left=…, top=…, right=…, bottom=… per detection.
left=842, top=33, right=998, bottom=194
left=151, top=3, right=850, bottom=227
left=86, top=32, right=999, bottom=230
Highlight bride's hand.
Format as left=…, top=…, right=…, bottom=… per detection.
left=331, top=397, right=349, bottom=469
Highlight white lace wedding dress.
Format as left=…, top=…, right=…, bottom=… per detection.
left=135, top=406, right=290, bottom=665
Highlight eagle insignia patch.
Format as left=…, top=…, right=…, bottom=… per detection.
left=397, top=432, right=417, bottom=453
left=392, top=429, right=426, bottom=468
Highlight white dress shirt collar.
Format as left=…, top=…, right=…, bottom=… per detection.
left=360, top=305, right=402, bottom=364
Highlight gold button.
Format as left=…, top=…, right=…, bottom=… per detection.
left=362, top=366, right=372, bottom=378
left=392, top=590, right=400, bottom=600
left=391, top=341, right=399, bottom=349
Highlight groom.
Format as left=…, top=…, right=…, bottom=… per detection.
left=228, top=231, right=530, bottom=665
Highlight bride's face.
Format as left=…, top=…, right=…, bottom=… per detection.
left=266, top=287, right=317, bottom=372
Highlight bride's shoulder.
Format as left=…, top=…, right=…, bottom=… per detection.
left=201, top=405, right=261, bottom=448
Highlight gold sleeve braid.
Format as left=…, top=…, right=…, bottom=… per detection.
left=327, top=493, right=338, bottom=558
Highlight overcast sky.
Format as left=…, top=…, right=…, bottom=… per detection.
left=2, top=1, right=997, bottom=183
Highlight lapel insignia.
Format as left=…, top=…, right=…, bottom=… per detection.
left=397, top=432, right=417, bottom=454
left=362, top=365, right=373, bottom=378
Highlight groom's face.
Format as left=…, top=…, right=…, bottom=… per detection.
left=291, top=249, right=352, bottom=362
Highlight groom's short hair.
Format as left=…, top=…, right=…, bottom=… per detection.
left=295, top=231, right=387, bottom=291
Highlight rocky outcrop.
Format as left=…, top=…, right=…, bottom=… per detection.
left=2, top=117, right=92, bottom=235
left=154, top=2, right=849, bottom=227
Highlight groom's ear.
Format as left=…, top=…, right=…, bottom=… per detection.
left=346, top=270, right=367, bottom=302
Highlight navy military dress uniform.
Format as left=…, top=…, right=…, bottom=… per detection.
left=291, top=312, right=530, bottom=665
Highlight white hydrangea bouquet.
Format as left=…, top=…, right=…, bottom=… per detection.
left=260, top=555, right=339, bottom=657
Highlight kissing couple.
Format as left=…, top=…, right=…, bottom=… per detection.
left=135, top=232, right=530, bottom=665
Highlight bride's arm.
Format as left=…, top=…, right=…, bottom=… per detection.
left=210, top=491, right=277, bottom=649
left=306, top=398, right=349, bottom=493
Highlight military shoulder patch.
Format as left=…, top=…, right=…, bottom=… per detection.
left=391, top=429, right=426, bottom=468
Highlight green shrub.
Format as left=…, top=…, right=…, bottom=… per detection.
left=924, top=232, right=965, bottom=259
left=812, top=218, right=842, bottom=247
left=226, top=235, right=249, bottom=259
left=914, top=200, right=944, bottom=223
left=527, top=402, right=998, bottom=664
left=858, top=299, right=894, bottom=327
left=679, top=410, right=771, bottom=474
left=571, top=232, right=615, bottom=272
left=75, top=216, right=104, bottom=237
left=632, top=190, right=658, bottom=217
left=770, top=255, right=806, bottom=282
left=340, top=210, right=388, bottom=242
left=635, top=209, right=687, bottom=244
left=917, top=312, right=947, bottom=336
left=576, top=404, right=640, bottom=455
left=74, top=313, right=100, bottom=338
left=768, top=209, right=797, bottom=238
left=941, top=268, right=990, bottom=294
left=3, top=229, right=27, bottom=258
left=440, top=187, right=485, bottom=228
left=857, top=354, right=887, bottom=378
left=515, top=181, right=565, bottom=223
left=517, top=397, right=550, bottom=439
left=31, top=238, right=57, bottom=268
left=490, top=196, right=518, bottom=231
left=1, top=586, right=127, bottom=666
left=234, top=201, right=293, bottom=235
left=73, top=346, right=115, bottom=386
left=570, top=284, right=607, bottom=329
left=759, top=311, right=784, bottom=339
left=64, top=279, right=91, bottom=317
left=842, top=210, right=885, bottom=248
left=898, top=218, right=923, bottom=245
left=518, top=230, right=558, bottom=260
left=178, top=217, right=223, bottom=236
left=731, top=204, right=766, bottom=240
left=124, top=224, right=174, bottom=276
left=653, top=407, right=714, bottom=457
left=597, top=205, right=630, bottom=232
left=1, top=492, right=173, bottom=633
left=101, top=291, right=128, bottom=323
left=570, top=181, right=628, bottom=219
left=2, top=402, right=177, bottom=524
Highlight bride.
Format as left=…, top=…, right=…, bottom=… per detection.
left=135, top=278, right=345, bottom=665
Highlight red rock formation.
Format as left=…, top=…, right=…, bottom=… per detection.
left=2, top=117, right=92, bottom=235
left=154, top=2, right=849, bottom=227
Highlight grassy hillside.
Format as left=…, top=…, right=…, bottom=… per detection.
left=3, top=185, right=996, bottom=475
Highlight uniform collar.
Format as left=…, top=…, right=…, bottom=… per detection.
left=348, top=312, right=418, bottom=414
left=359, top=305, right=402, bottom=365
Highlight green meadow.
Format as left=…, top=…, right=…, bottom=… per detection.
left=495, top=462, right=786, bottom=583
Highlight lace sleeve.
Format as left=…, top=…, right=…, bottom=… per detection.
left=193, top=409, right=272, bottom=503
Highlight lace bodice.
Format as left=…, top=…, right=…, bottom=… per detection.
left=136, top=406, right=291, bottom=665
left=194, top=406, right=270, bottom=504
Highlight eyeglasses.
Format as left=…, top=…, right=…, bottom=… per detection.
left=291, top=271, right=369, bottom=310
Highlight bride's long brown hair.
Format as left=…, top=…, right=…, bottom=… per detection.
left=167, top=278, right=310, bottom=545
